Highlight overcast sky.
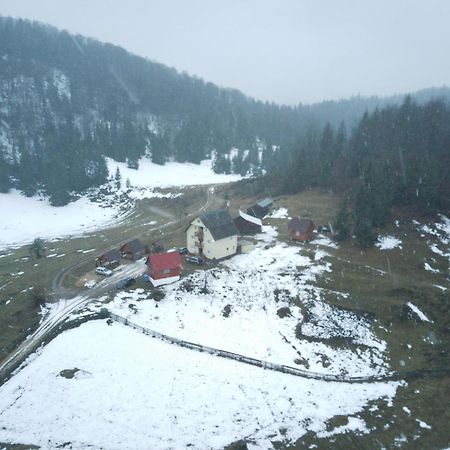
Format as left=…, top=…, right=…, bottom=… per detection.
left=1, top=0, right=449, bottom=105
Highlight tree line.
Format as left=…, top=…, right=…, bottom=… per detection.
left=268, top=97, right=450, bottom=246
left=1, top=16, right=449, bottom=210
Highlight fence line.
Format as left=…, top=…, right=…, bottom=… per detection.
left=109, top=312, right=395, bottom=383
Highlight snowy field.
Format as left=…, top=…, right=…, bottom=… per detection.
left=107, top=157, right=241, bottom=196
left=0, top=190, right=126, bottom=251
left=105, top=226, right=388, bottom=377
left=0, top=158, right=240, bottom=250
left=0, top=320, right=400, bottom=449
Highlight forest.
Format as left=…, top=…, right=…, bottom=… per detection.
left=0, top=15, right=449, bottom=213
left=268, top=97, right=450, bottom=245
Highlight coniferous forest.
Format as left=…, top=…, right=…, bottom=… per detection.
left=0, top=15, right=449, bottom=216
left=269, top=97, right=450, bottom=245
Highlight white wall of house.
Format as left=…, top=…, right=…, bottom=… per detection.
left=186, top=218, right=237, bottom=259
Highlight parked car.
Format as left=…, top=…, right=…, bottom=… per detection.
left=185, top=255, right=204, bottom=265
left=178, top=247, right=188, bottom=255
left=95, top=266, right=113, bottom=277
left=116, top=277, right=136, bottom=289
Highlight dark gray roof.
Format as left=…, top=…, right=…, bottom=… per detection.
left=122, top=238, right=145, bottom=254
left=257, top=198, right=273, bottom=208
left=100, top=249, right=121, bottom=261
left=199, top=210, right=238, bottom=240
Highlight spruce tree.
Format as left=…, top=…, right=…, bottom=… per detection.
left=334, top=198, right=351, bottom=241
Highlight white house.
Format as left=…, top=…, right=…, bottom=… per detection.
left=186, top=210, right=238, bottom=260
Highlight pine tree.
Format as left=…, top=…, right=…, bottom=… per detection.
left=334, top=198, right=351, bottom=241
left=115, top=167, right=122, bottom=189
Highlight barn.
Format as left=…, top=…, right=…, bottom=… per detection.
left=120, top=239, right=146, bottom=260
left=247, top=198, right=273, bottom=219
left=233, top=210, right=262, bottom=235
left=288, top=217, right=315, bottom=242
left=145, top=251, right=183, bottom=287
left=96, top=249, right=121, bottom=269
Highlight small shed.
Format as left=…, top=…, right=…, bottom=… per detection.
left=288, top=217, right=315, bottom=242
left=233, top=210, right=262, bottom=235
left=145, top=251, right=183, bottom=287
left=247, top=198, right=273, bottom=219
left=120, top=239, right=146, bottom=260
left=96, top=249, right=121, bottom=269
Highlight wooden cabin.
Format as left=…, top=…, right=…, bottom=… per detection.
left=288, top=217, right=315, bottom=242
left=96, top=249, right=121, bottom=269
left=120, top=239, right=146, bottom=260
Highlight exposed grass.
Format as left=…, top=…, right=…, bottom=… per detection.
left=0, top=186, right=210, bottom=362
left=1, top=185, right=449, bottom=449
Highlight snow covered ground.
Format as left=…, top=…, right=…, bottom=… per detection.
left=266, top=207, right=289, bottom=219
left=107, top=157, right=241, bottom=192
left=0, top=320, right=401, bottom=450
left=376, top=235, right=402, bottom=250
left=0, top=190, right=127, bottom=251
left=0, top=158, right=240, bottom=251
left=419, top=215, right=450, bottom=263
left=105, top=227, right=388, bottom=377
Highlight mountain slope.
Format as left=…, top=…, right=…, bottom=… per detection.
left=1, top=16, right=449, bottom=205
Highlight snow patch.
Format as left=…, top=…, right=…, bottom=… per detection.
left=0, top=191, right=126, bottom=251
left=267, top=207, right=289, bottom=219
left=406, top=302, right=433, bottom=323
left=106, top=157, right=241, bottom=189
left=376, top=236, right=402, bottom=250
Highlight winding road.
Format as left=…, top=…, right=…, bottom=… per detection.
left=0, top=186, right=215, bottom=381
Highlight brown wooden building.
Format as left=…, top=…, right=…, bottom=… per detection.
left=288, top=217, right=315, bottom=242
left=96, top=249, right=121, bottom=269
left=120, top=239, right=146, bottom=260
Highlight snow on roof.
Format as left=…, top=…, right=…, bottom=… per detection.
left=238, top=209, right=263, bottom=226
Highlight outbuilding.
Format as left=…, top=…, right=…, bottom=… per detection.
left=120, top=239, right=146, bottom=260
left=288, top=217, right=315, bottom=242
left=233, top=210, right=262, bottom=235
left=247, top=198, right=273, bottom=219
left=145, top=251, right=183, bottom=287
left=96, top=249, right=121, bottom=269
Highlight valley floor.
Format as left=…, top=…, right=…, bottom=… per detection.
left=0, top=184, right=449, bottom=449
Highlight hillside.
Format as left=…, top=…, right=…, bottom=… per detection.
left=1, top=16, right=450, bottom=206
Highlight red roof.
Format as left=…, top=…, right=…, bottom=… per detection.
left=147, top=251, right=182, bottom=271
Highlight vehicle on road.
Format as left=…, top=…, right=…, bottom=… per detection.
left=178, top=247, right=188, bottom=254
left=185, top=255, right=204, bottom=265
left=116, top=277, right=136, bottom=289
left=95, top=266, right=113, bottom=277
